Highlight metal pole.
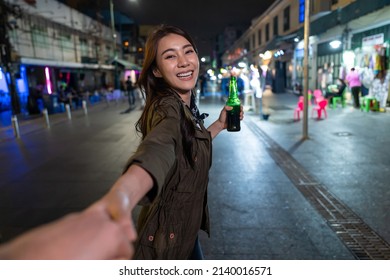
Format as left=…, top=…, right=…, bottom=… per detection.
left=302, top=0, right=311, bottom=140
left=65, top=104, right=72, bottom=120
left=82, top=100, right=88, bottom=115
left=110, top=0, right=118, bottom=89
left=11, top=115, right=20, bottom=138
left=42, top=108, right=50, bottom=128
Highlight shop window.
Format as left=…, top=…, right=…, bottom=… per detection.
left=31, top=24, right=48, bottom=48
left=258, top=29, right=262, bottom=46
left=273, top=16, right=278, bottom=36
left=79, top=38, right=89, bottom=57
left=59, top=32, right=72, bottom=51
left=244, top=40, right=250, bottom=52
left=106, top=45, right=114, bottom=59
left=283, top=6, right=290, bottom=32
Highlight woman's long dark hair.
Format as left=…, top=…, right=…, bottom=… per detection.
left=136, top=24, right=199, bottom=168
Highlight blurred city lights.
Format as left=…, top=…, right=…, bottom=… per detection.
left=329, top=40, right=342, bottom=49
left=45, top=67, right=53, bottom=94
left=259, top=50, right=272, bottom=60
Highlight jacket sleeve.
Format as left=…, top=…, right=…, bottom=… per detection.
left=124, top=99, right=182, bottom=205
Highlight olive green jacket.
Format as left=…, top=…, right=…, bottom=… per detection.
left=126, top=93, right=212, bottom=259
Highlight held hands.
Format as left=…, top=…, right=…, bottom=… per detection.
left=94, top=187, right=137, bottom=242
left=0, top=205, right=134, bottom=260
left=0, top=165, right=152, bottom=260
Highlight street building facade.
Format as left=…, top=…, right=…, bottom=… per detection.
left=0, top=0, right=140, bottom=115
left=222, top=0, right=390, bottom=101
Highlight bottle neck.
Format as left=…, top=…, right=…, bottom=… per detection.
left=227, top=77, right=240, bottom=105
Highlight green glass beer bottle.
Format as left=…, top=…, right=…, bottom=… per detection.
left=226, top=76, right=241, bottom=132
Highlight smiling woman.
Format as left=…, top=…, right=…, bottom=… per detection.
left=152, top=34, right=199, bottom=97
left=92, top=24, right=244, bottom=259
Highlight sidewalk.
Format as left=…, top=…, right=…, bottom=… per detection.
left=0, top=101, right=122, bottom=142
left=245, top=92, right=390, bottom=257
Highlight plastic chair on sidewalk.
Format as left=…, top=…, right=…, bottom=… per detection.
left=311, top=98, right=328, bottom=119
left=360, top=96, right=379, bottom=112
left=331, top=88, right=347, bottom=109
left=313, top=89, right=323, bottom=104
left=294, top=97, right=304, bottom=121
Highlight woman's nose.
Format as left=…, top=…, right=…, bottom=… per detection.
left=177, top=55, right=189, bottom=67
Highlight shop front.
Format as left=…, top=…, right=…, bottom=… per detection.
left=293, top=39, right=314, bottom=94
left=18, top=58, right=115, bottom=114
left=0, top=65, right=29, bottom=114
left=349, top=24, right=389, bottom=97
left=351, top=24, right=389, bottom=72
left=316, top=39, right=344, bottom=92
left=0, top=68, right=11, bottom=112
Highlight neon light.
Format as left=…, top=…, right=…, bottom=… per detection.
left=0, top=68, right=9, bottom=94
left=45, top=67, right=53, bottom=94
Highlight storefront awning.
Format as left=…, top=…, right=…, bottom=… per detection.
left=265, top=36, right=279, bottom=51
left=20, top=57, right=114, bottom=70
left=110, top=58, right=142, bottom=71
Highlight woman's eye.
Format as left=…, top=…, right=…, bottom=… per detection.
left=165, top=55, right=175, bottom=59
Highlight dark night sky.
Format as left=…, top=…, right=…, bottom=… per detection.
left=62, top=0, right=276, bottom=56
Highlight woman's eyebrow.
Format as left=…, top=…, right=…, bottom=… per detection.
left=161, top=44, right=193, bottom=56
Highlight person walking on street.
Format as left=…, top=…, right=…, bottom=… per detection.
left=121, top=76, right=137, bottom=114
left=126, top=76, right=136, bottom=107
left=345, top=67, right=362, bottom=108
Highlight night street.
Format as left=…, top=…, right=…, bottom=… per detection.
left=1, top=90, right=389, bottom=259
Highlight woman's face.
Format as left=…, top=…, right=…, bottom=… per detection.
left=153, top=33, right=199, bottom=95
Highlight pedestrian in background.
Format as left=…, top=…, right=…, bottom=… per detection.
left=345, top=67, right=362, bottom=108
left=325, top=78, right=346, bottom=105
left=121, top=76, right=137, bottom=114
left=126, top=76, right=136, bottom=107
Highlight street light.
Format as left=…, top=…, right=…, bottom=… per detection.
left=329, top=40, right=342, bottom=49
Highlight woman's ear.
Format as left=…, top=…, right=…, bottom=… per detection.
left=153, top=68, right=162, bottom=78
